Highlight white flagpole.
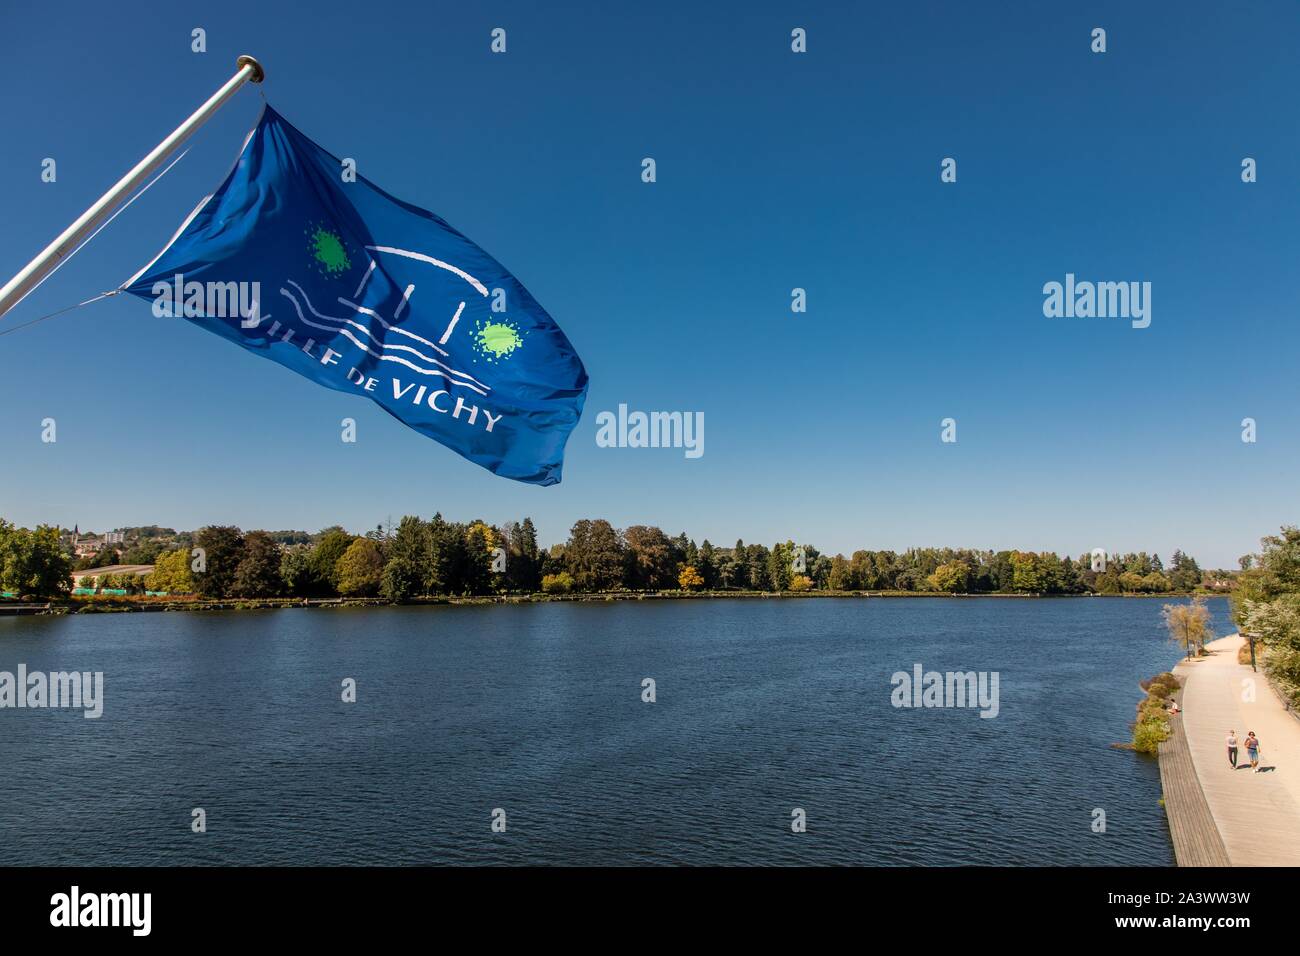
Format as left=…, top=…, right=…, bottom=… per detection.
left=0, top=55, right=265, bottom=321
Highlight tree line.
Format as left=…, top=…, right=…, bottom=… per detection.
left=545, top=523, right=1209, bottom=595
left=1234, top=526, right=1300, bottom=707
left=0, top=512, right=1223, bottom=601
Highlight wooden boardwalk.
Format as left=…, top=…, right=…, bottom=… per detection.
left=1158, top=700, right=1230, bottom=865
left=1162, top=633, right=1300, bottom=866
left=0, top=602, right=51, bottom=615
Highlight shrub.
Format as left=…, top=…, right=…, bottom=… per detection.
left=541, top=572, right=574, bottom=595
left=1141, top=672, right=1181, bottom=693
left=1131, top=670, right=1180, bottom=751
left=1132, top=718, right=1171, bottom=754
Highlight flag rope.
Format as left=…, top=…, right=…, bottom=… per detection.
left=0, top=144, right=192, bottom=337
left=0, top=290, right=120, bottom=338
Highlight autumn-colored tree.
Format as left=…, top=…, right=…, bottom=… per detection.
left=678, top=565, right=705, bottom=590
left=541, top=571, right=574, bottom=594
left=1163, top=596, right=1215, bottom=659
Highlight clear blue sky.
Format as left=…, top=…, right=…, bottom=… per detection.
left=2, top=0, right=1297, bottom=567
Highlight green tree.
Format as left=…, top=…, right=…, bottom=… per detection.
left=337, top=538, right=385, bottom=596
left=123, top=540, right=165, bottom=565
left=564, top=519, right=625, bottom=591
left=1094, top=565, right=1122, bottom=594
left=193, top=526, right=246, bottom=599
left=1141, top=571, right=1172, bottom=593
left=0, top=523, right=72, bottom=598
left=1241, top=595, right=1300, bottom=704
left=810, top=554, right=832, bottom=589
left=279, top=549, right=318, bottom=597
left=146, top=548, right=196, bottom=593
left=1119, top=570, right=1146, bottom=593
left=624, top=525, right=678, bottom=590
left=1056, top=555, right=1083, bottom=594
left=461, top=521, right=496, bottom=595
left=500, top=517, right=542, bottom=592
left=767, top=541, right=795, bottom=592
left=727, top=539, right=749, bottom=589
left=381, top=516, right=433, bottom=601
left=827, top=554, right=853, bottom=591
left=1256, top=527, right=1300, bottom=592
left=1010, top=551, right=1044, bottom=593
left=697, top=540, right=719, bottom=589
left=1168, top=549, right=1203, bottom=592
left=848, top=551, right=874, bottom=590
left=928, top=561, right=970, bottom=593
left=309, top=528, right=355, bottom=595
left=232, top=531, right=284, bottom=597
left=74, top=546, right=120, bottom=571
left=426, top=514, right=474, bottom=594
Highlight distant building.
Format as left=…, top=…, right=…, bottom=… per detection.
left=65, top=526, right=126, bottom=557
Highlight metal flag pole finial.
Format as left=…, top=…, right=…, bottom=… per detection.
left=237, top=55, right=266, bottom=83
left=0, top=55, right=266, bottom=321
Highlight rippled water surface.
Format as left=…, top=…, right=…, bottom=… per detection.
left=0, top=597, right=1232, bottom=865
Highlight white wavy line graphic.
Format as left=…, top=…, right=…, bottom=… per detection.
left=284, top=280, right=488, bottom=392
left=335, top=296, right=446, bottom=356
left=278, top=287, right=490, bottom=396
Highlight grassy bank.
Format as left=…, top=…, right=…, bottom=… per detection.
left=1126, top=672, right=1183, bottom=753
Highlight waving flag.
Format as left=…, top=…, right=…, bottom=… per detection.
left=125, top=106, right=587, bottom=485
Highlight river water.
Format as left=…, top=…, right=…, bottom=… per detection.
left=0, top=596, right=1232, bottom=865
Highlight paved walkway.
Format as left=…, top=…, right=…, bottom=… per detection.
left=1172, top=633, right=1300, bottom=866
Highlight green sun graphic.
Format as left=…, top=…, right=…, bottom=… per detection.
left=471, top=319, right=524, bottom=363
left=306, top=225, right=352, bottom=276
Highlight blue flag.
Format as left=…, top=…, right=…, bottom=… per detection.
left=125, top=106, right=587, bottom=485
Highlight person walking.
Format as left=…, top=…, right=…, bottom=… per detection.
left=1226, top=729, right=1238, bottom=769
left=1245, top=731, right=1260, bottom=772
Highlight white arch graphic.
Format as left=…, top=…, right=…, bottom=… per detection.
left=365, top=245, right=490, bottom=298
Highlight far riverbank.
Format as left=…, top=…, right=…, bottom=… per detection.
left=3, top=588, right=1212, bottom=616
